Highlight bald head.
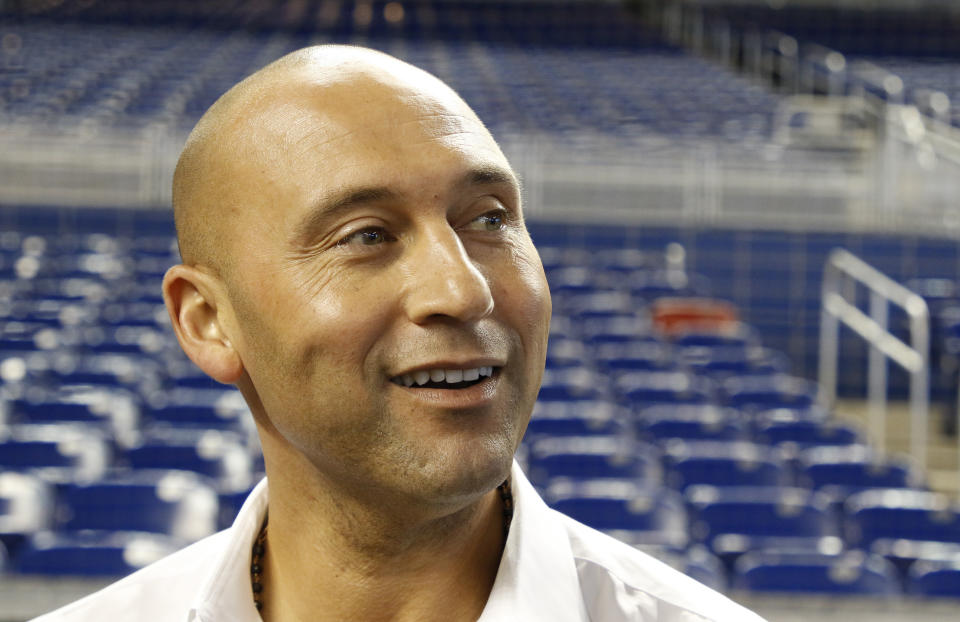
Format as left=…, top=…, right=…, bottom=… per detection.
left=171, top=45, right=492, bottom=276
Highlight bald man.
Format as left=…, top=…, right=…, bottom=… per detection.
left=35, top=47, right=765, bottom=622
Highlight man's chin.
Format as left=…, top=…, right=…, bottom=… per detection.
left=403, top=444, right=515, bottom=508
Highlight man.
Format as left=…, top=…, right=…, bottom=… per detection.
left=36, top=46, right=764, bottom=621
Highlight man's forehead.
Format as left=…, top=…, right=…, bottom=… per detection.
left=239, top=70, right=487, bottom=152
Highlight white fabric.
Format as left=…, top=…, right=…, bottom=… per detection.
left=33, top=462, right=765, bottom=621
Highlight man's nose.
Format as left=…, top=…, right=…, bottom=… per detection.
left=403, top=226, right=494, bottom=324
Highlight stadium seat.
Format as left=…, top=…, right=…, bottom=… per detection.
left=15, top=531, right=184, bottom=576
left=56, top=470, right=219, bottom=541
left=798, top=446, right=920, bottom=499
left=0, top=424, right=111, bottom=482
left=756, top=419, right=861, bottom=449
left=615, top=370, right=713, bottom=407
left=525, top=411, right=629, bottom=441
left=908, top=557, right=960, bottom=597
left=722, top=374, right=818, bottom=411
left=142, top=387, right=250, bottom=430
left=593, top=341, right=676, bottom=373
left=732, top=550, right=901, bottom=595
left=845, top=489, right=960, bottom=549
left=544, top=338, right=592, bottom=370
left=538, top=367, right=608, bottom=402
left=663, top=441, right=788, bottom=491
left=0, top=472, right=55, bottom=553
left=526, top=436, right=662, bottom=487
left=686, top=485, right=839, bottom=559
left=544, top=479, right=687, bottom=548
left=580, top=315, right=656, bottom=346
left=871, top=539, right=960, bottom=580
left=650, top=297, right=740, bottom=336
left=122, top=427, right=253, bottom=492
left=635, top=404, right=745, bottom=444
left=9, top=386, right=139, bottom=446
left=679, top=345, right=789, bottom=378
left=565, top=291, right=638, bottom=320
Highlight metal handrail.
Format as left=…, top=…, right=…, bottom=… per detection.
left=818, top=248, right=930, bottom=467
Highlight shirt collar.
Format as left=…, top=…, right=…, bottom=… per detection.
left=190, top=477, right=269, bottom=622
left=188, top=461, right=585, bottom=622
left=478, top=461, right=587, bottom=621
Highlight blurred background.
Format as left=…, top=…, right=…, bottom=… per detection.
left=1, top=0, right=960, bottom=620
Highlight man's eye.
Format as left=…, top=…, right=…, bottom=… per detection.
left=338, top=227, right=392, bottom=247
left=468, top=210, right=506, bottom=232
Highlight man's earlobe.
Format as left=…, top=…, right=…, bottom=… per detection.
left=162, top=265, right=244, bottom=384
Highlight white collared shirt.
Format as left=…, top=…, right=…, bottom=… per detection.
left=33, top=462, right=765, bottom=621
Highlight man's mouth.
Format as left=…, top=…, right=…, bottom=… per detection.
left=390, top=366, right=497, bottom=390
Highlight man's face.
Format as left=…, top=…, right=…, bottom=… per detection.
left=221, top=71, right=551, bottom=505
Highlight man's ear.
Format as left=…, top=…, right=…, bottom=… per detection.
left=162, top=264, right=243, bottom=384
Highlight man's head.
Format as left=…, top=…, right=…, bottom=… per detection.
left=163, top=45, right=551, bottom=512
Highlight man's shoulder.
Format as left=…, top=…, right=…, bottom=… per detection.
left=553, top=510, right=766, bottom=622
left=31, top=530, right=232, bottom=622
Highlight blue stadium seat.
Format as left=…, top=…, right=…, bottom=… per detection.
left=663, top=441, right=788, bottom=491
left=529, top=400, right=623, bottom=423
left=732, top=550, right=901, bottom=595
left=538, top=367, right=608, bottom=402
left=56, top=470, right=219, bottom=541
left=593, top=341, right=675, bottom=373
left=756, top=420, right=861, bottom=449
left=544, top=338, right=592, bottom=370
left=10, top=385, right=140, bottom=437
left=630, top=270, right=706, bottom=301
left=679, top=345, right=789, bottom=378
left=722, top=374, right=818, bottom=411
left=686, top=485, right=839, bottom=559
left=143, top=387, right=250, bottom=430
left=755, top=404, right=832, bottom=424
left=0, top=424, right=111, bottom=482
left=565, top=291, right=638, bottom=320
left=123, top=427, right=253, bottom=492
left=615, top=370, right=713, bottom=407
left=908, top=558, right=960, bottom=597
left=15, top=531, right=184, bottom=576
left=49, top=351, right=166, bottom=389
left=545, top=479, right=687, bottom=546
left=547, top=267, right=605, bottom=297
left=580, top=315, right=656, bottom=346
left=871, top=539, right=960, bottom=581
left=0, top=472, right=55, bottom=554
left=525, top=411, right=628, bottom=441
left=636, top=404, right=745, bottom=444
left=526, top=436, right=661, bottom=487
left=845, top=489, right=960, bottom=549
left=798, top=446, right=920, bottom=500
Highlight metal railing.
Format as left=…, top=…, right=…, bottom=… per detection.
left=818, top=248, right=931, bottom=467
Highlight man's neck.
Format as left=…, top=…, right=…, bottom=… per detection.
left=258, top=462, right=508, bottom=622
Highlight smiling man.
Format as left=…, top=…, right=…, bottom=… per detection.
left=35, top=46, right=764, bottom=622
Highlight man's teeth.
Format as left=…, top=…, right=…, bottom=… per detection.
left=398, top=366, right=494, bottom=387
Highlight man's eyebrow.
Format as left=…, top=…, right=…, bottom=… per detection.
left=465, top=166, right=519, bottom=190
left=292, top=166, right=520, bottom=246
left=293, top=186, right=400, bottom=246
